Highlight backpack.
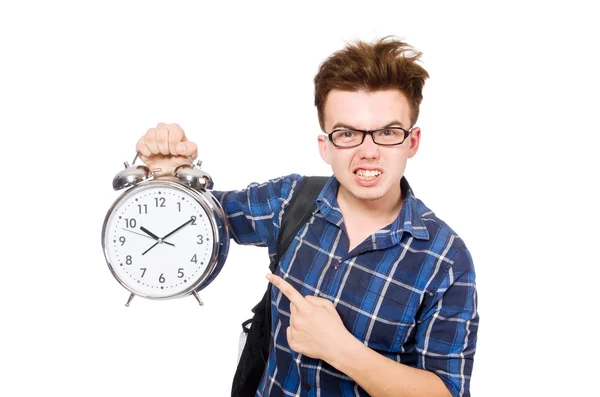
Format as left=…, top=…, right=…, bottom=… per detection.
left=231, top=176, right=329, bottom=397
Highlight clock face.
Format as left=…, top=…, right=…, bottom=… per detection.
left=103, top=183, right=216, bottom=298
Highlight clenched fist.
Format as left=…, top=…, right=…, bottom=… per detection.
left=136, top=123, right=198, bottom=176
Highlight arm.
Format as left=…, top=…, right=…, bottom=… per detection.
left=328, top=337, right=451, bottom=397
left=336, top=247, right=478, bottom=397
left=411, top=247, right=478, bottom=396
left=135, top=122, right=303, bottom=250
left=211, top=174, right=303, bottom=249
left=267, top=246, right=478, bottom=397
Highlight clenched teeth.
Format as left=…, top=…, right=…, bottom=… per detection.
left=355, top=169, right=381, bottom=178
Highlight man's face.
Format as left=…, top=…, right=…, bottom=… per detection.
left=318, top=89, right=421, bottom=204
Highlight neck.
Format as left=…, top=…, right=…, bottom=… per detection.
left=337, top=184, right=405, bottom=224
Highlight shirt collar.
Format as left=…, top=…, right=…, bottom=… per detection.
left=315, top=175, right=430, bottom=242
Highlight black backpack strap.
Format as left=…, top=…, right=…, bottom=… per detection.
left=269, top=175, right=329, bottom=273
left=231, top=175, right=328, bottom=397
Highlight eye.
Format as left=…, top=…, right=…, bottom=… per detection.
left=333, top=129, right=357, bottom=139
left=381, top=129, right=397, bottom=136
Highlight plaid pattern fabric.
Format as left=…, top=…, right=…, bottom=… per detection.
left=213, top=174, right=478, bottom=397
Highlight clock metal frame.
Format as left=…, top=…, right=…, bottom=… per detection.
left=101, top=178, right=230, bottom=301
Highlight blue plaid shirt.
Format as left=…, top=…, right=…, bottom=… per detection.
left=214, top=174, right=478, bottom=397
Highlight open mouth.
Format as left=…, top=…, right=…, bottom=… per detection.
left=354, top=169, right=382, bottom=180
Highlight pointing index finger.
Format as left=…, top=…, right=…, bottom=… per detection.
left=266, top=274, right=310, bottom=311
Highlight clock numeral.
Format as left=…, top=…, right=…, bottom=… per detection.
left=126, top=255, right=133, bottom=265
left=191, top=216, right=197, bottom=225
left=159, top=273, right=165, bottom=283
left=177, top=202, right=181, bottom=212
left=178, top=268, right=184, bottom=278
left=137, top=204, right=148, bottom=214
left=124, top=218, right=137, bottom=228
left=155, top=197, right=166, bottom=208
left=197, top=234, right=204, bottom=245
left=191, top=254, right=197, bottom=263
left=140, top=268, right=147, bottom=278
left=119, top=236, right=126, bottom=246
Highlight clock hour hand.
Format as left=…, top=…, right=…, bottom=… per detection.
left=121, top=227, right=175, bottom=247
left=140, top=226, right=176, bottom=247
left=142, top=218, right=194, bottom=256
left=140, top=226, right=160, bottom=240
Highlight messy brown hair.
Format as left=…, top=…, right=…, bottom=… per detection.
left=314, top=36, right=430, bottom=131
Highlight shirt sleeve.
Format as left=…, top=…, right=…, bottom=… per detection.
left=415, top=245, right=479, bottom=397
left=210, top=174, right=304, bottom=254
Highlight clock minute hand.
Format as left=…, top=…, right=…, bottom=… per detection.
left=161, top=217, right=195, bottom=240
left=142, top=242, right=159, bottom=256
left=141, top=218, right=193, bottom=256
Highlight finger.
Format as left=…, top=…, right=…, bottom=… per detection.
left=188, top=141, right=198, bottom=160
left=144, top=128, right=160, bottom=154
left=305, top=295, right=332, bottom=308
left=175, top=141, right=197, bottom=158
left=155, top=125, right=170, bottom=155
left=167, top=126, right=185, bottom=156
left=136, top=137, right=152, bottom=158
left=266, top=274, right=310, bottom=311
left=162, top=122, right=185, bottom=138
left=286, top=326, right=293, bottom=345
left=169, top=124, right=196, bottom=158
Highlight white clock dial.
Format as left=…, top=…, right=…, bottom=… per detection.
left=103, top=184, right=216, bottom=298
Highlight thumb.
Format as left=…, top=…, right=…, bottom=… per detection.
left=176, top=141, right=198, bottom=159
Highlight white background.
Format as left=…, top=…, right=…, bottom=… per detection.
left=1, top=0, right=598, bottom=396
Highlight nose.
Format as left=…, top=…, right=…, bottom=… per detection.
left=357, top=133, right=380, bottom=159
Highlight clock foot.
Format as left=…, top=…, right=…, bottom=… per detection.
left=192, top=291, right=204, bottom=306
left=125, top=293, right=135, bottom=307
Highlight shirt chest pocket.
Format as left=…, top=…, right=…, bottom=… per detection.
left=334, top=274, right=420, bottom=353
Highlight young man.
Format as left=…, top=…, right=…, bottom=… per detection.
left=136, top=38, right=478, bottom=397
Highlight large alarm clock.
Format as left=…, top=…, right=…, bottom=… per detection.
left=101, top=153, right=229, bottom=307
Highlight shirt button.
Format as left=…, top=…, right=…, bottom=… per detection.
left=333, top=263, right=340, bottom=270
left=304, top=384, right=311, bottom=391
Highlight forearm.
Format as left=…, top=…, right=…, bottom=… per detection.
left=327, top=334, right=451, bottom=397
left=211, top=175, right=302, bottom=246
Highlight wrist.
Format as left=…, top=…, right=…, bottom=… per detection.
left=325, top=330, right=361, bottom=370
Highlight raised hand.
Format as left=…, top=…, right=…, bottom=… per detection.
left=136, top=123, right=198, bottom=176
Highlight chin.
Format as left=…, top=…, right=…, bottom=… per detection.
left=351, top=188, right=387, bottom=201
left=340, top=179, right=387, bottom=201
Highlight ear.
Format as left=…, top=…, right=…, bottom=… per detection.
left=318, top=135, right=331, bottom=164
left=407, top=127, right=421, bottom=158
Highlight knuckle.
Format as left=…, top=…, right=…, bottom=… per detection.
left=168, top=133, right=180, bottom=145
left=136, top=142, right=148, bottom=155
left=155, top=129, right=168, bottom=141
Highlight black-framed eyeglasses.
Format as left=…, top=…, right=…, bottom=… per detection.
left=326, top=126, right=413, bottom=148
